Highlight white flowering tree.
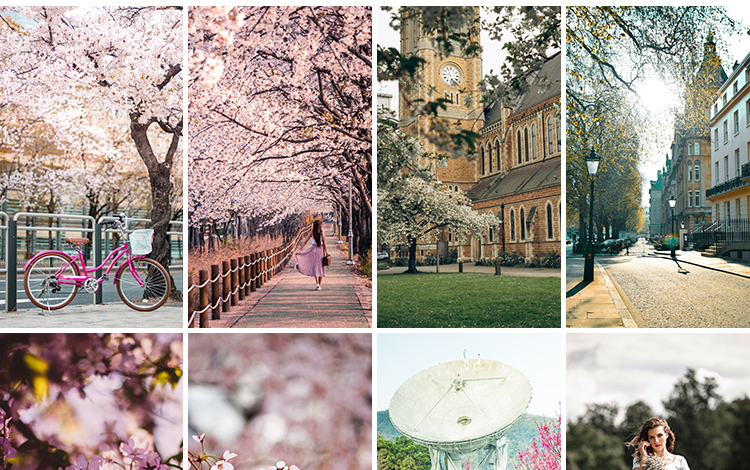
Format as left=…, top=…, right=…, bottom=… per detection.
left=0, top=7, right=182, bottom=273
left=188, top=6, right=372, bottom=256
left=377, top=119, right=497, bottom=273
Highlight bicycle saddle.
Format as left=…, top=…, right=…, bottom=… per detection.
left=65, top=238, right=90, bottom=246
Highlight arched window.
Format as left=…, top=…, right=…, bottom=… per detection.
left=524, top=127, right=529, bottom=162
left=520, top=208, right=526, bottom=240
left=695, top=163, right=700, bottom=181
left=531, top=123, right=537, bottom=160
left=489, top=227, right=493, bottom=242
left=488, top=144, right=493, bottom=173
left=510, top=209, right=516, bottom=241
left=694, top=142, right=700, bottom=155
left=481, top=146, right=485, bottom=175
left=556, top=118, right=561, bottom=152
left=517, top=131, right=522, bottom=164
left=496, top=141, right=501, bottom=171
left=547, top=117, right=554, bottom=155
left=547, top=203, right=553, bottom=239
left=687, top=160, right=692, bottom=181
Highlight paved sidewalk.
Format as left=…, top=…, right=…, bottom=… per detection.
left=566, top=256, right=637, bottom=328
left=566, top=244, right=750, bottom=328
left=0, top=300, right=183, bottom=328
left=210, top=225, right=372, bottom=328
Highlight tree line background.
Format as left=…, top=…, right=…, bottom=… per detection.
left=567, top=368, right=750, bottom=470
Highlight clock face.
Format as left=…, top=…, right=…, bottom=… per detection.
left=441, top=65, right=461, bottom=87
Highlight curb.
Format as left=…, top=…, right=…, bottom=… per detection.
left=595, top=260, right=637, bottom=328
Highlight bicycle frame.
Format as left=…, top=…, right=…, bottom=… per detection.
left=23, top=243, right=146, bottom=288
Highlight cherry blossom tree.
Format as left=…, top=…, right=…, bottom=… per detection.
left=188, top=6, right=372, bottom=256
left=377, top=117, right=497, bottom=273
left=0, top=7, right=182, bottom=273
left=517, top=415, right=561, bottom=470
left=0, top=333, right=182, bottom=470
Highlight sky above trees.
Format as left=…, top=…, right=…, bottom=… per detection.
left=567, top=332, right=750, bottom=420
left=378, top=332, right=561, bottom=417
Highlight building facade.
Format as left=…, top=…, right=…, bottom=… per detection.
left=398, top=10, right=562, bottom=262
left=649, top=170, right=663, bottom=236
left=654, top=37, right=724, bottom=236
left=707, top=50, right=750, bottom=225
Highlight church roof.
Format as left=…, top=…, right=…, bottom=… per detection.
left=484, top=52, right=561, bottom=127
left=467, top=156, right=560, bottom=203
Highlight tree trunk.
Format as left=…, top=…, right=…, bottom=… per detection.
left=406, top=237, right=418, bottom=274
left=129, top=114, right=182, bottom=295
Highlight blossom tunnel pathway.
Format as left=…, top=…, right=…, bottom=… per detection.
left=210, top=223, right=371, bottom=328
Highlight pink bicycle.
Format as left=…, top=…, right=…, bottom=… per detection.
left=23, top=214, right=171, bottom=311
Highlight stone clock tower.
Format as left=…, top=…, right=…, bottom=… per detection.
left=398, top=8, right=485, bottom=190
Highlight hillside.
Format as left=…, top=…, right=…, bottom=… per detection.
left=377, top=409, right=554, bottom=466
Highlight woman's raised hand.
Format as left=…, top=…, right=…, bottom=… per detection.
left=639, top=440, right=650, bottom=458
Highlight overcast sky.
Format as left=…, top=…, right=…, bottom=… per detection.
left=567, top=332, right=750, bottom=421
left=377, top=332, right=562, bottom=417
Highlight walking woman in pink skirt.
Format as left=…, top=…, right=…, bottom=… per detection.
left=295, top=219, right=328, bottom=290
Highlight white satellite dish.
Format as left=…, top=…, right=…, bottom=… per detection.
left=389, top=359, right=531, bottom=470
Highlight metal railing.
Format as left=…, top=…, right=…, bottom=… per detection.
left=3, top=211, right=183, bottom=312
left=706, top=176, right=750, bottom=198
left=687, top=217, right=750, bottom=253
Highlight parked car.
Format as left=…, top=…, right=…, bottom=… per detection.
left=376, top=251, right=390, bottom=260
left=600, top=239, right=623, bottom=254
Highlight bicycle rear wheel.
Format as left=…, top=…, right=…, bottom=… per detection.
left=24, top=252, right=80, bottom=310
left=115, top=258, right=170, bottom=311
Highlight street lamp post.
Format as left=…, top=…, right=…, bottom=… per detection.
left=500, top=201, right=505, bottom=253
left=669, top=194, right=676, bottom=257
left=347, top=179, right=354, bottom=265
left=583, top=148, right=600, bottom=283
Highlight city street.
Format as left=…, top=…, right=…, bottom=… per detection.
left=567, top=240, right=750, bottom=328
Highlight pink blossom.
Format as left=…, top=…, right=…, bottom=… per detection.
left=210, top=460, right=234, bottom=470
left=119, top=438, right=148, bottom=464
left=65, top=454, right=104, bottom=470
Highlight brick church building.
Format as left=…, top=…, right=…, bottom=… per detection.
left=397, top=10, right=562, bottom=262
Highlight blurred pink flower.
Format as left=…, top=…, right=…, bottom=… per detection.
left=65, top=454, right=104, bottom=470
left=120, top=438, right=148, bottom=464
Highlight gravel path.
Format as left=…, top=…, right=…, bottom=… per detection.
left=599, top=254, right=750, bottom=328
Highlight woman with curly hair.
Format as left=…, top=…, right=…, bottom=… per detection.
left=629, top=417, right=690, bottom=470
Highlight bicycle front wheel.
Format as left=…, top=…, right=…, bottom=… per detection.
left=24, top=252, right=80, bottom=310
left=115, top=258, right=171, bottom=311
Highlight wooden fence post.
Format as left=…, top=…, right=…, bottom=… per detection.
left=238, top=257, right=245, bottom=301
left=231, top=258, right=239, bottom=306
left=244, top=255, right=251, bottom=296
left=222, top=260, right=230, bottom=313
left=250, top=253, right=257, bottom=291
left=260, top=250, right=266, bottom=286
left=188, top=274, right=194, bottom=327
left=211, top=264, right=221, bottom=320
left=199, top=270, right=209, bottom=328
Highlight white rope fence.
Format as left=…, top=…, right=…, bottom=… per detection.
left=187, top=224, right=313, bottom=327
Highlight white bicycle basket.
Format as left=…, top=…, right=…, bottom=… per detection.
left=129, top=229, right=154, bottom=256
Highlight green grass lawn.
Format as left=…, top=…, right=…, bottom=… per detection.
left=377, top=272, right=560, bottom=328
